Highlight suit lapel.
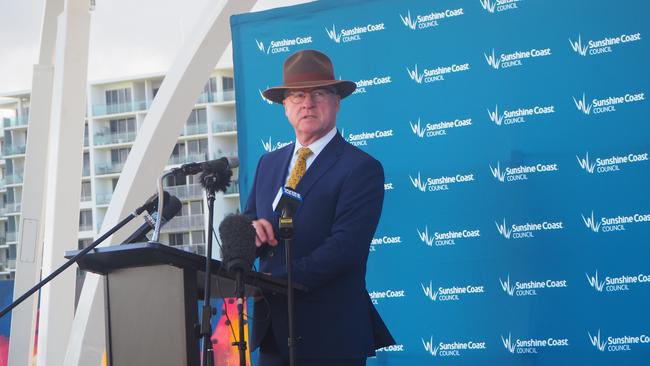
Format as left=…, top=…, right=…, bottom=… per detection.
left=295, top=132, right=345, bottom=198
left=270, top=142, right=295, bottom=197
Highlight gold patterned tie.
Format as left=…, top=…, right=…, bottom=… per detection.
left=286, top=147, right=313, bottom=189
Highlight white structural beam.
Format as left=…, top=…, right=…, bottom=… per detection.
left=37, top=0, right=91, bottom=364
left=8, top=0, right=64, bottom=365
left=64, top=1, right=256, bottom=365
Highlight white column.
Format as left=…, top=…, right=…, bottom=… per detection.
left=8, top=0, right=64, bottom=365
left=64, top=1, right=256, bottom=365
left=37, top=0, right=91, bottom=365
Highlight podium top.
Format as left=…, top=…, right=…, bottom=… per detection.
left=65, top=242, right=306, bottom=295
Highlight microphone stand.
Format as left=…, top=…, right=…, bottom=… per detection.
left=279, top=207, right=298, bottom=366
left=0, top=208, right=143, bottom=318
left=200, top=175, right=218, bottom=366
left=233, top=270, right=247, bottom=366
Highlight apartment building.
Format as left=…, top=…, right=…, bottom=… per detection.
left=0, top=69, right=240, bottom=279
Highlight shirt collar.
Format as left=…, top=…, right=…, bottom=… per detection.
left=293, top=127, right=338, bottom=158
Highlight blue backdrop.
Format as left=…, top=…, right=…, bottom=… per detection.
left=231, top=0, right=650, bottom=364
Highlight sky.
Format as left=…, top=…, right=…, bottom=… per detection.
left=0, top=0, right=310, bottom=95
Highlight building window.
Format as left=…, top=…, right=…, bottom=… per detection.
left=191, top=230, right=205, bottom=245
left=186, top=108, right=206, bottom=127
left=78, top=238, right=93, bottom=250
left=81, top=181, right=92, bottom=201
left=204, top=77, right=217, bottom=94
left=109, top=117, right=136, bottom=135
left=169, top=232, right=189, bottom=246
left=79, top=210, right=93, bottom=231
left=222, top=76, right=234, bottom=91
left=187, top=139, right=208, bottom=159
left=110, top=147, right=130, bottom=165
left=105, top=88, right=132, bottom=113
left=166, top=174, right=186, bottom=187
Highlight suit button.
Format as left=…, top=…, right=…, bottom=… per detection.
left=269, top=250, right=274, bottom=257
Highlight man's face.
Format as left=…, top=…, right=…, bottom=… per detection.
left=283, top=88, right=340, bottom=145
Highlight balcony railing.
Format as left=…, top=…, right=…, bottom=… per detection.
left=95, top=162, right=125, bottom=175
left=6, top=232, right=17, bottom=243
left=196, top=89, right=235, bottom=104
left=3, top=116, right=28, bottom=128
left=8, top=259, right=16, bottom=271
left=212, top=121, right=237, bottom=133
left=80, top=193, right=92, bottom=202
left=96, top=193, right=113, bottom=205
left=94, top=130, right=137, bottom=145
left=0, top=237, right=6, bottom=246
left=165, top=184, right=204, bottom=201
left=3, top=144, right=27, bottom=156
left=219, top=89, right=235, bottom=102
left=196, top=92, right=215, bottom=104
left=181, top=123, right=208, bottom=136
left=5, top=173, right=24, bottom=185
left=92, top=100, right=149, bottom=117
left=82, top=165, right=91, bottom=177
left=6, top=202, right=21, bottom=213
left=79, top=223, right=94, bottom=232
left=168, top=153, right=209, bottom=166
left=161, top=214, right=205, bottom=232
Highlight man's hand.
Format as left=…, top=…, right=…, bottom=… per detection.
left=252, top=218, right=278, bottom=247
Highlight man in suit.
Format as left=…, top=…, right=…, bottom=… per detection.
left=244, top=49, right=395, bottom=366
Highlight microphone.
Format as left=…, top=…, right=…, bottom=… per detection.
left=134, top=190, right=170, bottom=215
left=123, top=194, right=182, bottom=244
left=200, top=157, right=236, bottom=193
left=174, top=156, right=239, bottom=176
left=272, top=186, right=303, bottom=217
left=219, top=214, right=257, bottom=274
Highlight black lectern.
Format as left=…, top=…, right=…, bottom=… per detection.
left=66, top=242, right=303, bottom=366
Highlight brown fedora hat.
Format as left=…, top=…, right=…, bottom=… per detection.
left=262, top=49, right=356, bottom=104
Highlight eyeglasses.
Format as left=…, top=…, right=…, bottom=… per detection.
left=284, top=88, right=335, bottom=104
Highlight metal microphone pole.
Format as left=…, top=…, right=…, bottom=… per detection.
left=279, top=207, right=298, bottom=366
left=200, top=175, right=218, bottom=366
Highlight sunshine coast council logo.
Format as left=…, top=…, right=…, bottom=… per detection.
left=260, top=137, right=292, bottom=153
left=407, top=62, right=471, bottom=84
left=577, top=151, right=648, bottom=174
left=581, top=210, right=650, bottom=234
left=586, top=270, right=650, bottom=293
left=399, top=7, right=465, bottom=30
left=421, top=280, right=485, bottom=302
left=254, top=35, right=313, bottom=55
left=422, top=335, right=487, bottom=357
left=409, top=171, right=475, bottom=193
left=479, top=0, right=521, bottom=14
left=376, top=344, right=405, bottom=353
left=340, top=128, right=394, bottom=147
left=588, top=329, right=650, bottom=352
left=353, top=75, right=392, bottom=94
left=487, top=104, right=555, bottom=126
left=368, top=288, right=406, bottom=305
left=569, top=32, right=642, bottom=56
left=484, top=47, right=552, bottom=70
left=417, top=225, right=480, bottom=247
left=573, top=91, right=645, bottom=115
left=499, top=274, right=568, bottom=297
left=325, top=21, right=386, bottom=44
left=489, top=161, right=559, bottom=183
left=501, top=332, right=569, bottom=354
left=370, top=233, right=402, bottom=252
left=409, top=117, right=472, bottom=138
left=495, top=218, right=564, bottom=240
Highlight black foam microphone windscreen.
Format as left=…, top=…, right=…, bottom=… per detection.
left=219, top=214, right=257, bottom=273
left=199, top=157, right=234, bottom=193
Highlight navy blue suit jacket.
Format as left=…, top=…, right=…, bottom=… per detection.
left=244, top=132, right=395, bottom=359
